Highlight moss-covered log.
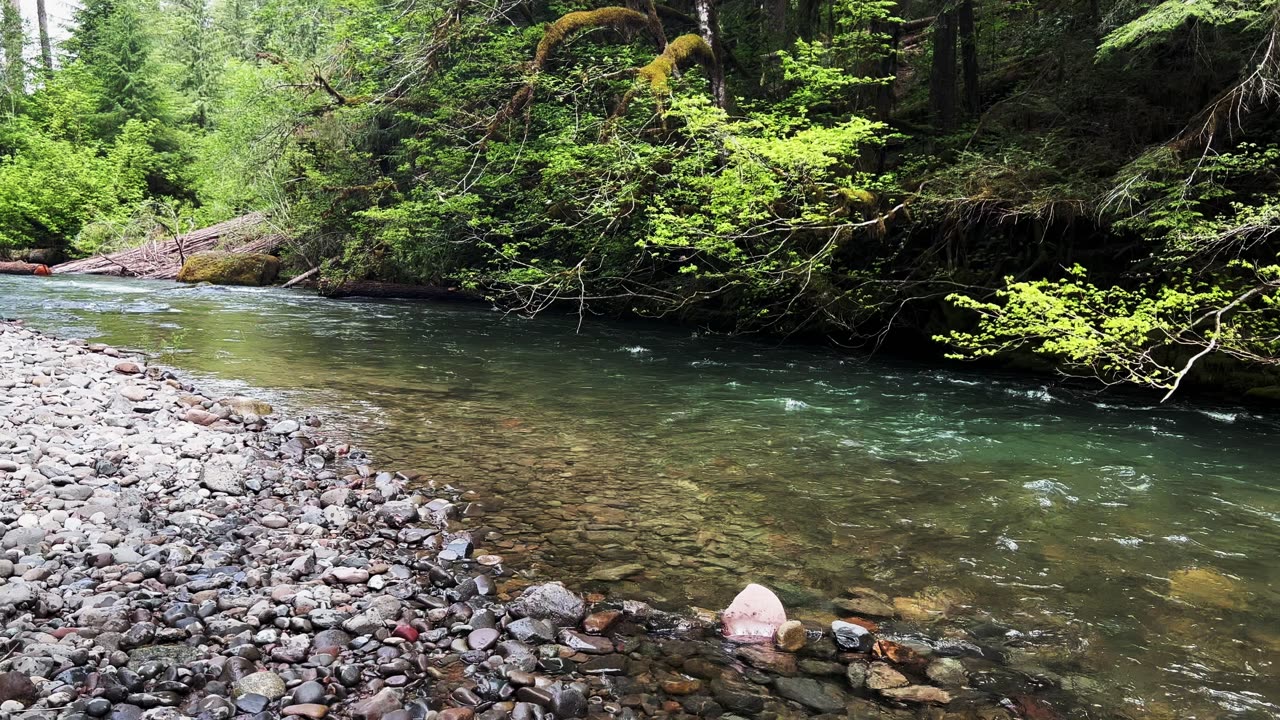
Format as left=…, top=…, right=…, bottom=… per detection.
left=637, top=33, right=713, bottom=92
left=533, top=8, right=653, bottom=69
left=489, top=7, right=664, bottom=138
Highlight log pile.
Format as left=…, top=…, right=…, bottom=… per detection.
left=51, top=214, right=284, bottom=280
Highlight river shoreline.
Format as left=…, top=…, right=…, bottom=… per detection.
left=0, top=319, right=1076, bottom=720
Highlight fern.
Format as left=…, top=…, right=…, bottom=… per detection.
left=1097, top=0, right=1263, bottom=60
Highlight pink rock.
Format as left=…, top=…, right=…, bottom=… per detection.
left=721, top=583, right=787, bottom=643
left=392, top=624, right=419, bottom=642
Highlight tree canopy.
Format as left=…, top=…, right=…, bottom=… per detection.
left=1, top=0, right=1279, bottom=398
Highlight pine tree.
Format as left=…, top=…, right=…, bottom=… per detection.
left=0, top=0, right=23, bottom=112
left=69, top=0, right=168, bottom=135
left=170, top=0, right=218, bottom=126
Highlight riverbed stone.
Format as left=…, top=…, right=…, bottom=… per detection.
left=234, top=672, right=287, bottom=700
left=773, top=677, right=846, bottom=713
left=866, top=663, right=908, bottom=691
left=722, top=584, right=787, bottom=641
left=0, top=672, right=39, bottom=704
left=925, top=658, right=967, bottom=687
left=775, top=620, right=807, bottom=652
left=831, top=620, right=873, bottom=652
left=509, top=583, right=585, bottom=627
left=879, top=685, right=952, bottom=704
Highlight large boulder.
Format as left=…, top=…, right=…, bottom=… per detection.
left=177, top=252, right=281, bottom=286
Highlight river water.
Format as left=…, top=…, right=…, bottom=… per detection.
left=3, top=274, right=1278, bottom=719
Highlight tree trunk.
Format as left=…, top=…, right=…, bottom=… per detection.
left=767, top=0, right=786, bottom=45
left=693, top=0, right=727, bottom=108
left=1, top=0, right=21, bottom=100
left=37, top=0, right=53, bottom=73
left=957, top=0, right=979, bottom=114
left=795, top=0, right=818, bottom=39
left=928, top=8, right=958, bottom=130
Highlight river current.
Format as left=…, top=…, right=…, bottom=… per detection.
left=3, top=274, right=1278, bottom=719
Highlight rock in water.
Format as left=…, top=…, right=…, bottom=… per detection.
left=774, top=620, right=807, bottom=652
left=218, top=396, right=274, bottom=417
left=772, top=677, right=847, bottom=713
left=831, top=620, right=873, bottom=652
left=509, top=582, right=586, bottom=627
left=925, top=657, right=967, bottom=687
left=880, top=685, right=953, bottom=705
left=866, top=662, right=908, bottom=691
left=349, top=688, right=403, bottom=720
left=722, top=583, right=787, bottom=642
left=1168, top=567, right=1247, bottom=610
left=177, top=251, right=281, bottom=286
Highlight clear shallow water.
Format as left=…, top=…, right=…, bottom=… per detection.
left=5, top=274, right=1280, bottom=718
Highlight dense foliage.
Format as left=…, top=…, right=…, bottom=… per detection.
left=1, top=0, right=1279, bottom=396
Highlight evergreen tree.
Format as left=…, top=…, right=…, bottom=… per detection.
left=0, top=0, right=23, bottom=113
left=70, top=0, right=169, bottom=135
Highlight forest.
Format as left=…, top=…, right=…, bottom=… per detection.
left=1, top=0, right=1279, bottom=398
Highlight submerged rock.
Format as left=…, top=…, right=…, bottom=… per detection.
left=773, top=677, right=847, bottom=713
left=880, top=685, right=953, bottom=704
left=218, top=395, right=274, bottom=417
left=1168, top=567, right=1247, bottom=610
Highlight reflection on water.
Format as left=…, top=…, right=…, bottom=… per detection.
left=6, top=274, right=1280, bottom=718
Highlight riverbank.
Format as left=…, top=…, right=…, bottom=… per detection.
left=0, top=320, right=1045, bottom=720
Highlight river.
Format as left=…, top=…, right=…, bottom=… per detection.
left=3, top=273, right=1278, bottom=719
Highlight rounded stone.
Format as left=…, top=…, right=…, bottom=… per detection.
left=234, top=672, right=287, bottom=701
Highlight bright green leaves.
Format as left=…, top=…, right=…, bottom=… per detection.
left=939, top=265, right=1280, bottom=395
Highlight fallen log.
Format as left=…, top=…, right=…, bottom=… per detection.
left=281, top=266, right=321, bottom=289
left=318, top=280, right=481, bottom=302
left=0, top=261, right=51, bottom=276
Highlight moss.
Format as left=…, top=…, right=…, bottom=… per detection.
left=177, top=252, right=282, bottom=286
left=533, top=8, right=652, bottom=69
left=637, top=33, right=713, bottom=92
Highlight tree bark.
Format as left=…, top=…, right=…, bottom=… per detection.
left=37, top=0, right=53, bottom=73
left=957, top=0, right=979, bottom=114
left=2, top=0, right=21, bottom=99
left=693, top=0, right=727, bottom=108
left=929, top=8, right=958, bottom=130
left=767, top=0, right=786, bottom=46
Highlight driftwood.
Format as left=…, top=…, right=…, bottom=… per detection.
left=281, top=266, right=321, bottom=289
left=0, top=261, right=51, bottom=276
left=52, top=214, right=283, bottom=280
left=318, top=280, right=480, bottom=302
